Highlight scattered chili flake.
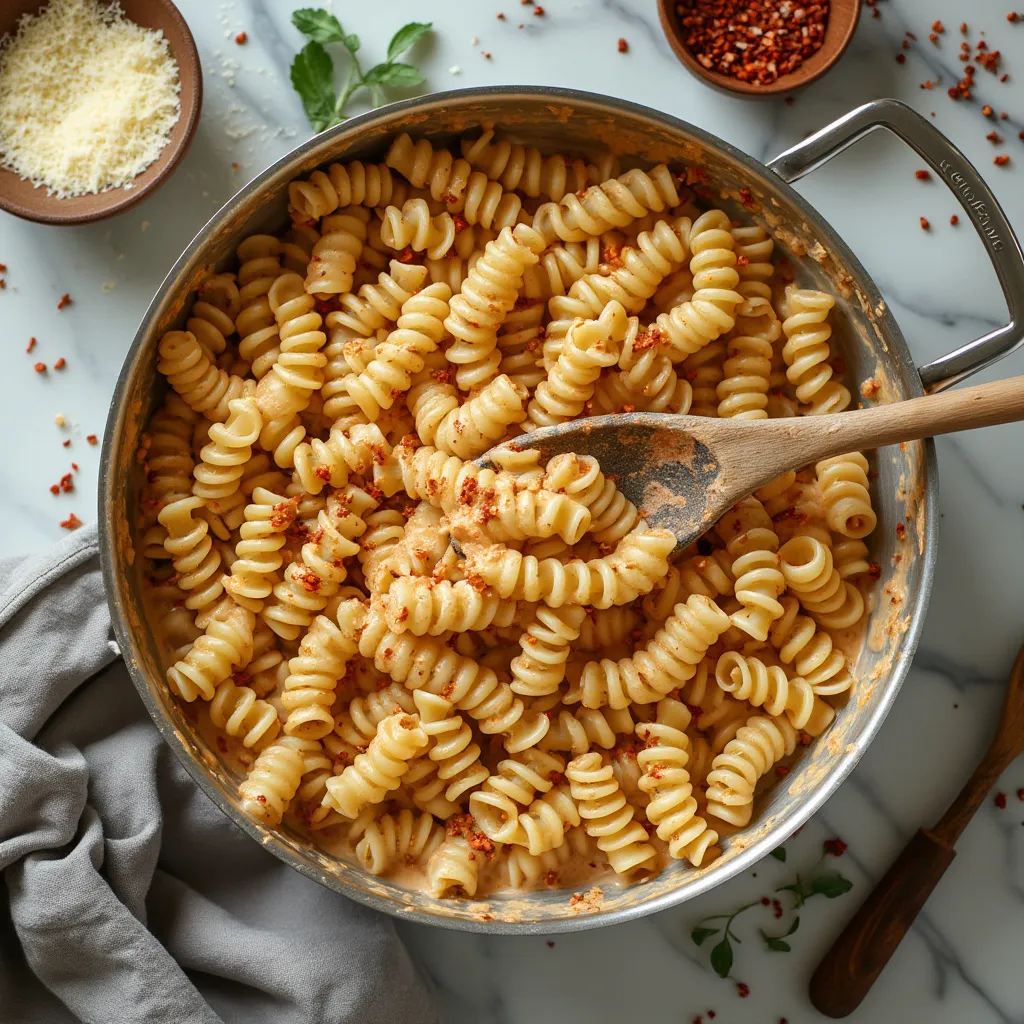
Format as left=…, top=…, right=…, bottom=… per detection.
left=901, top=39, right=909, bottom=49
left=481, top=50, right=491, bottom=58
left=929, top=32, right=938, bottom=42
left=961, top=21, right=968, bottom=33
left=235, top=31, right=247, bottom=44
left=1020, top=130, right=1024, bottom=140
left=982, top=104, right=994, bottom=116
left=987, top=131, right=1005, bottom=143
left=1000, top=73, right=1009, bottom=82
left=736, top=982, right=750, bottom=998
left=1010, top=11, right=1020, bottom=21
left=775, top=765, right=789, bottom=778
left=950, top=214, right=959, bottom=225
left=34, top=361, right=46, bottom=373
left=906, top=31, right=917, bottom=40
left=617, top=37, right=628, bottom=53
left=497, top=11, right=505, bottom=18
left=872, top=8, right=879, bottom=17
left=452, top=213, right=470, bottom=233
left=86, top=434, right=98, bottom=445
left=692, top=1017, right=703, bottom=1024
left=708, top=1014, right=716, bottom=1021
left=53, top=357, right=66, bottom=370
left=49, top=484, right=59, bottom=494
left=784, top=95, right=794, bottom=104
left=26, top=337, right=37, bottom=353
left=533, top=4, right=545, bottom=14
left=895, top=53, right=906, bottom=63
left=824, top=837, right=848, bottom=857
left=546, top=940, right=555, bottom=947
left=867, top=562, right=882, bottom=579
left=919, top=217, right=930, bottom=231
left=62, top=438, right=71, bottom=448
left=995, top=791, right=1007, bottom=808
left=56, top=293, right=71, bottom=310
left=933, top=20, right=945, bottom=32
left=60, top=513, right=82, bottom=530
left=761, top=896, right=770, bottom=906
left=896, top=522, right=907, bottom=540
left=914, top=169, right=931, bottom=180
left=994, top=154, right=1011, bottom=165
left=232, top=162, right=241, bottom=172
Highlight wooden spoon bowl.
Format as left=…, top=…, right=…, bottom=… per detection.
left=657, top=0, right=862, bottom=98
left=0, top=0, right=202, bottom=225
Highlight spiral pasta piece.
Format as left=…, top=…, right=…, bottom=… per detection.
left=716, top=497, right=785, bottom=642
left=541, top=452, right=638, bottom=544
left=321, top=712, right=428, bottom=819
left=139, top=394, right=197, bottom=556
left=469, top=748, right=565, bottom=843
left=432, top=373, right=528, bottom=459
left=223, top=487, right=296, bottom=610
left=167, top=599, right=254, bottom=702
left=716, top=300, right=779, bottom=419
left=461, top=130, right=593, bottom=200
left=158, top=495, right=224, bottom=614
left=209, top=676, right=281, bottom=749
left=731, top=224, right=774, bottom=302
left=815, top=452, right=877, bottom=539
left=292, top=419, right=395, bottom=496
left=540, top=705, right=640, bottom=756
left=188, top=272, right=239, bottom=361
left=781, top=288, right=851, bottom=415
left=652, top=210, right=742, bottom=361
left=361, top=603, right=545, bottom=750
left=534, top=164, right=679, bottom=243
left=235, top=234, right=282, bottom=378
left=769, top=597, right=853, bottom=697
left=526, top=299, right=627, bottom=428
left=706, top=714, right=798, bottom=826
left=238, top=735, right=308, bottom=825
left=522, top=239, right=600, bottom=301
left=505, top=827, right=592, bottom=889
left=342, top=282, right=451, bottom=420
left=778, top=535, right=843, bottom=612
left=412, top=690, right=490, bottom=803
left=351, top=808, right=445, bottom=876
left=604, top=318, right=693, bottom=415
left=574, top=594, right=730, bottom=709
left=288, top=160, right=405, bottom=222
left=379, top=199, right=455, bottom=260
left=332, top=684, right=416, bottom=755
left=578, top=607, right=640, bottom=650
left=510, top=605, right=586, bottom=697
left=426, top=833, right=482, bottom=897
left=387, top=132, right=523, bottom=230
left=715, top=652, right=834, bottom=735
left=682, top=339, right=724, bottom=416
left=515, top=786, right=582, bottom=856
left=281, top=598, right=365, bottom=739
left=636, top=698, right=719, bottom=866
left=566, top=752, right=657, bottom=876
left=383, top=577, right=516, bottom=636
left=467, top=528, right=675, bottom=609
left=191, top=397, right=261, bottom=526
left=305, top=208, right=368, bottom=296
left=444, top=223, right=546, bottom=391
left=157, top=330, right=255, bottom=424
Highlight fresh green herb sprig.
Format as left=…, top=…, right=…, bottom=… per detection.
left=691, top=846, right=853, bottom=977
left=289, top=9, right=432, bottom=132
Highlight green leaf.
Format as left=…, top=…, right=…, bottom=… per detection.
left=784, top=916, right=801, bottom=936
left=710, top=936, right=733, bottom=978
left=387, top=21, right=432, bottom=61
left=769, top=846, right=787, bottom=862
left=810, top=873, right=853, bottom=899
left=290, top=41, right=337, bottom=132
left=343, top=33, right=360, bottom=54
left=363, top=62, right=425, bottom=88
left=764, top=936, right=791, bottom=952
left=292, top=8, right=345, bottom=44
left=691, top=926, right=719, bottom=947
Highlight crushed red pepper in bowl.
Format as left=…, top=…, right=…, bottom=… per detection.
left=659, top=0, right=857, bottom=95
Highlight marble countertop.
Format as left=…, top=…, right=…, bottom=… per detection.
left=3, top=0, right=1024, bottom=1021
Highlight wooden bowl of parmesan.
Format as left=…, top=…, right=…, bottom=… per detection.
left=0, top=0, right=201, bottom=225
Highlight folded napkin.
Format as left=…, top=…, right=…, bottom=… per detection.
left=0, top=525, right=438, bottom=1024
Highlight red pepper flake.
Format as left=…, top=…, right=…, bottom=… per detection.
left=1000, top=111, right=1009, bottom=119
left=86, top=434, right=98, bottom=445
left=452, top=213, right=470, bottom=233
left=895, top=53, right=906, bottom=64
left=960, top=21, right=968, bottom=33
left=533, top=4, right=544, bottom=13
left=676, top=0, right=830, bottom=85
left=950, top=214, right=959, bottom=225
left=708, top=1014, right=716, bottom=1021
left=53, top=357, right=66, bottom=370
left=872, top=8, right=880, bottom=17
left=824, top=837, right=848, bottom=857
left=497, top=11, right=506, bottom=18
left=933, top=20, right=945, bottom=32
left=546, top=940, right=555, bottom=947
left=617, top=37, right=628, bottom=53
left=692, top=1017, right=703, bottom=1024
left=234, top=30, right=247, bottom=44
left=62, top=439, right=71, bottom=448
left=1017, top=788, right=1024, bottom=801
left=736, top=982, right=750, bottom=998
left=914, top=169, right=931, bottom=180
left=56, top=472, right=74, bottom=493
left=0, top=263, right=6, bottom=273
left=982, top=104, right=994, bottom=116
left=775, top=765, right=789, bottom=778
left=919, top=217, right=930, bottom=231
left=896, top=522, right=907, bottom=540
left=760, top=896, right=770, bottom=906
left=26, top=336, right=37, bottom=353
left=901, top=39, right=910, bottom=49
left=906, top=31, right=917, bottom=40
left=60, top=513, right=82, bottom=530
left=49, top=484, right=59, bottom=495
left=1010, top=11, right=1020, bottom=21
left=34, top=361, right=47, bottom=373
left=995, top=791, right=1007, bottom=808
left=994, top=154, right=1011, bottom=165
left=481, top=50, right=492, bottom=58
left=56, top=293, right=71, bottom=310
left=929, top=33, right=938, bottom=42
left=784, top=95, right=794, bottom=104
left=1000, top=73, right=1009, bottom=82
left=987, top=131, right=1005, bottom=143
left=71, top=462, right=78, bottom=471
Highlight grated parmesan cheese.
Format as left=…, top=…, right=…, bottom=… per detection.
left=0, top=0, right=181, bottom=198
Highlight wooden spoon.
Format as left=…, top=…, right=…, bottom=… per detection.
left=482, top=375, right=1024, bottom=551
left=808, top=641, right=1024, bottom=1017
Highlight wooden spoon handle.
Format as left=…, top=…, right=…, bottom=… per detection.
left=777, top=375, right=1024, bottom=471
left=808, top=828, right=957, bottom=1018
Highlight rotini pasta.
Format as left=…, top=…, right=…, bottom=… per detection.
left=815, top=452, right=877, bottom=539
left=781, top=287, right=852, bottom=415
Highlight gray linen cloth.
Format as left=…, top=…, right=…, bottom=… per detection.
left=0, top=524, right=439, bottom=1024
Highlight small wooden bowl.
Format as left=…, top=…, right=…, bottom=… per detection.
left=0, top=0, right=202, bottom=224
left=657, top=0, right=861, bottom=98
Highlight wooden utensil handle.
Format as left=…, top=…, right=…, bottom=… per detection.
left=808, top=829, right=957, bottom=1018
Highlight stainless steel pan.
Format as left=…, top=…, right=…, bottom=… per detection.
left=100, top=89, right=1024, bottom=933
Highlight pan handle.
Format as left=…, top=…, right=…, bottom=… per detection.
left=767, top=98, right=1024, bottom=392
